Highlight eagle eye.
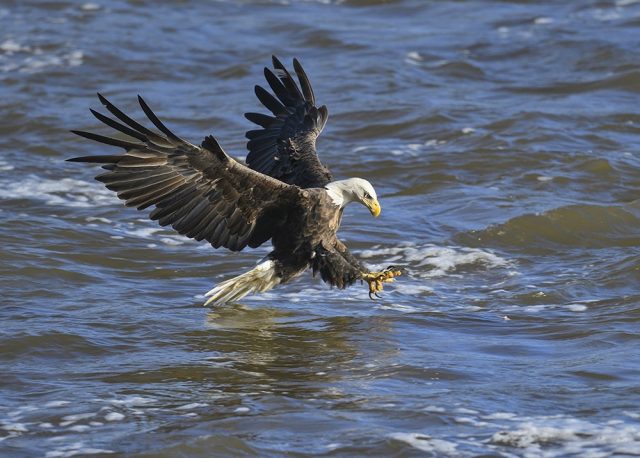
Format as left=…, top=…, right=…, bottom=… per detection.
left=363, top=191, right=371, bottom=200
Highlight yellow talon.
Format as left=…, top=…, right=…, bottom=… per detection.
left=363, top=266, right=402, bottom=300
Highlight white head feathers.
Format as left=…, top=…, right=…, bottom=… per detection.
left=324, top=178, right=380, bottom=216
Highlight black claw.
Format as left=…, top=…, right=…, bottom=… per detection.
left=375, top=291, right=382, bottom=299
left=369, top=291, right=376, bottom=300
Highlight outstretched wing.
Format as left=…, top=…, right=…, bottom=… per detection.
left=244, top=56, right=332, bottom=189
left=68, top=94, right=299, bottom=251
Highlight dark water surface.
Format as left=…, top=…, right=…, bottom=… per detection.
left=2, top=0, right=640, bottom=456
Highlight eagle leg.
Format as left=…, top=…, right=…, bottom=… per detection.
left=362, top=266, right=402, bottom=300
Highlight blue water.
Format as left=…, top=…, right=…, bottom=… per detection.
left=1, top=1, right=640, bottom=456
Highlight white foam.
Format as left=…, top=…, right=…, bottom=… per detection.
left=159, top=236, right=184, bottom=246
left=506, top=302, right=589, bottom=314
left=7, top=405, right=38, bottom=417
left=378, top=303, right=420, bottom=313
left=104, top=412, right=125, bottom=422
left=0, top=39, right=30, bottom=54
left=81, top=2, right=101, bottom=10
left=176, top=403, right=207, bottom=410
left=424, top=405, right=446, bottom=413
left=85, top=216, right=111, bottom=224
left=234, top=407, right=250, bottom=413
left=0, top=161, right=14, bottom=171
left=124, top=227, right=161, bottom=238
left=566, top=303, right=588, bottom=312
left=120, top=226, right=188, bottom=246
left=61, top=413, right=95, bottom=423
left=490, top=416, right=640, bottom=456
left=534, top=17, right=554, bottom=25
left=360, top=244, right=509, bottom=278
left=67, top=425, right=91, bottom=432
left=405, top=55, right=423, bottom=66
left=484, top=412, right=518, bottom=420
left=455, top=407, right=479, bottom=414
left=389, top=433, right=458, bottom=455
left=0, top=176, right=118, bottom=208
left=44, top=401, right=66, bottom=408
left=108, top=396, right=156, bottom=406
left=1, top=422, right=28, bottom=432
left=46, top=444, right=115, bottom=458
left=0, top=45, right=84, bottom=73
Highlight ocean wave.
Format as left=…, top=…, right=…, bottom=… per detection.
left=489, top=415, right=640, bottom=457
left=0, top=332, right=109, bottom=360
left=0, top=175, right=118, bottom=208
left=506, top=70, right=640, bottom=95
left=389, top=433, right=458, bottom=455
left=458, top=203, right=640, bottom=249
left=360, top=243, right=510, bottom=278
left=390, top=410, right=640, bottom=457
left=0, top=39, right=83, bottom=74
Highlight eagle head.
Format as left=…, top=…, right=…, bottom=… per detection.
left=325, top=178, right=381, bottom=217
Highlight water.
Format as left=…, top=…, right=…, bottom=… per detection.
left=2, top=0, right=640, bottom=456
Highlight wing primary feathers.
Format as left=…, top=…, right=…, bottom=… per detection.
left=96, top=93, right=161, bottom=140
left=254, top=85, right=287, bottom=116
left=271, top=55, right=304, bottom=100
left=244, top=56, right=332, bottom=188
left=293, top=58, right=315, bottom=105
left=90, top=109, right=148, bottom=142
left=66, top=155, right=122, bottom=163
left=245, top=112, right=275, bottom=128
left=70, top=130, right=140, bottom=150
left=137, top=95, right=182, bottom=142
left=245, top=129, right=266, bottom=140
left=264, top=68, right=293, bottom=105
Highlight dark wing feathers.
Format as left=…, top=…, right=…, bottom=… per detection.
left=244, top=56, right=332, bottom=188
left=293, top=58, right=316, bottom=105
left=245, top=112, right=273, bottom=129
left=137, top=95, right=183, bottom=142
left=69, top=94, right=297, bottom=251
left=312, top=244, right=363, bottom=289
left=272, top=56, right=304, bottom=101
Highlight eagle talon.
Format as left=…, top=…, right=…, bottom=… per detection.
left=363, top=267, right=402, bottom=300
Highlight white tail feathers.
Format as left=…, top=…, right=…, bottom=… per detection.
left=204, top=260, right=281, bottom=306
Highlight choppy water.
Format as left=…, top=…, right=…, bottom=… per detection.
left=2, top=0, right=640, bottom=456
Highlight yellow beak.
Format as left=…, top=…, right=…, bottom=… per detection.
left=367, top=199, right=381, bottom=218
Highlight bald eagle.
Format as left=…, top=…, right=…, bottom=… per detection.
left=68, top=56, right=401, bottom=305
